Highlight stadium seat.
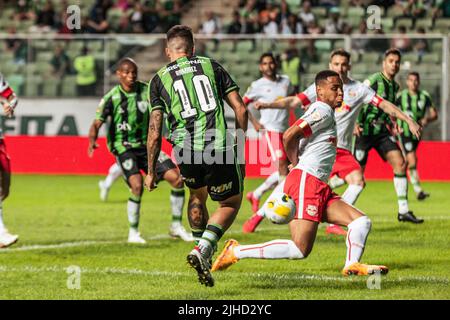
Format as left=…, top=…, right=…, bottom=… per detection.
left=61, top=76, right=78, bottom=97
left=42, top=79, right=59, bottom=97
left=395, top=17, right=413, bottom=29
left=25, top=77, right=41, bottom=97
left=36, top=51, right=54, bottom=62
left=346, top=7, right=365, bottom=19
left=431, top=41, right=443, bottom=53
left=88, top=41, right=104, bottom=53
left=311, top=7, right=327, bottom=18
left=360, top=52, right=380, bottom=64
left=434, top=19, right=450, bottom=33
left=314, top=40, right=332, bottom=52
left=420, top=53, right=440, bottom=64
left=415, top=18, right=433, bottom=31
left=402, top=53, right=419, bottom=64
left=308, top=63, right=327, bottom=74
left=236, top=40, right=254, bottom=52
left=381, top=18, right=394, bottom=31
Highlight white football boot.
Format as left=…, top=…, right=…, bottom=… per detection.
left=0, top=231, right=19, bottom=248
left=127, top=229, right=146, bottom=244
left=169, top=224, right=194, bottom=242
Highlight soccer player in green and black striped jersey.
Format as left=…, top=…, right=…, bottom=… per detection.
left=88, top=58, right=193, bottom=244
left=145, top=25, right=248, bottom=287
left=396, top=72, right=438, bottom=200
left=354, top=48, right=424, bottom=224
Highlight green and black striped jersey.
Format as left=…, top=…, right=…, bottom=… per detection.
left=149, top=55, right=239, bottom=152
left=358, top=72, right=400, bottom=136
left=96, top=81, right=150, bottom=155
left=396, top=89, right=433, bottom=139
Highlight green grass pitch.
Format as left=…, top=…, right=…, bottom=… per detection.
left=0, top=175, right=449, bottom=299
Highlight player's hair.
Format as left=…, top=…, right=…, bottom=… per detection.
left=330, top=48, right=351, bottom=62
left=408, top=71, right=420, bottom=81
left=117, top=57, right=137, bottom=70
left=166, top=25, right=194, bottom=54
left=315, top=70, right=340, bottom=86
left=384, top=48, right=402, bottom=60
left=259, top=52, right=276, bottom=64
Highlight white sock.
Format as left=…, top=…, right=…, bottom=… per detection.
left=253, top=171, right=279, bottom=199
left=408, top=167, right=423, bottom=194
left=104, top=163, right=122, bottom=189
left=329, top=175, right=346, bottom=189
left=394, top=174, right=409, bottom=214
left=127, top=198, right=141, bottom=231
left=0, top=200, right=6, bottom=233
left=234, top=239, right=304, bottom=259
left=342, top=184, right=364, bottom=205
left=256, top=180, right=286, bottom=217
left=345, top=216, right=371, bottom=268
left=170, top=188, right=185, bottom=227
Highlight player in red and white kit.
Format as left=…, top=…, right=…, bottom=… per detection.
left=0, top=73, right=19, bottom=248
left=242, top=53, right=295, bottom=233
left=212, top=70, right=389, bottom=276
left=247, top=49, right=421, bottom=235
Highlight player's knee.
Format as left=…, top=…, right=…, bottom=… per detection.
left=130, top=182, right=143, bottom=196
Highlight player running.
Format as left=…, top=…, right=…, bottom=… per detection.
left=396, top=72, right=438, bottom=200
left=98, top=162, right=122, bottom=201
left=243, top=52, right=294, bottom=233
left=243, top=49, right=422, bottom=234
left=0, top=73, right=19, bottom=248
left=145, top=25, right=248, bottom=287
left=88, top=58, right=193, bottom=243
left=212, top=70, right=389, bottom=276
left=355, top=48, right=424, bottom=224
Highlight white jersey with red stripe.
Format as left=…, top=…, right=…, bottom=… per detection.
left=244, top=75, right=292, bottom=133
left=295, top=101, right=337, bottom=182
left=297, top=79, right=377, bottom=151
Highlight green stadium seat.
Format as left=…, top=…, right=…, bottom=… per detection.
left=402, top=53, right=419, bottom=64
left=308, top=63, right=327, bottom=74
left=36, top=62, right=53, bottom=74
left=311, top=7, right=327, bottom=18
left=36, top=51, right=53, bottom=62
left=88, top=40, right=104, bottom=53
left=360, top=52, right=380, bottom=63
left=25, top=77, right=41, bottom=97
left=346, top=7, right=365, bottom=18
left=236, top=40, right=254, bottom=52
left=395, top=17, right=413, bottom=30
left=314, top=40, right=332, bottom=52
left=381, top=18, right=394, bottom=31
left=434, top=19, right=450, bottom=31
left=387, top=5, right=404, bottom=18
left=431, top=41, right=443, bottom=53
left=415, top=18, right=433, bottom=31
left=42, top=79, right=59, bottom=97
left=218, top=41, right=234, bottom=52
left=61, top=76, right=78, bottom=97
left=420, top=53, right=440, bottom=64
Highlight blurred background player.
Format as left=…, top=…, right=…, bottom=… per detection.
left=396, top=72, right=438, bottom=200
left=98, top=162, right=122, bottom=201
left=243, top=52, right=294, bottom=233
left=88, top=58, right=192, bottom=243
left=0, top=73, right=19, bottom=248
left=212, top=71, right=388, bottom=277
left=145, top=25, right=248, bottom=287
left=248, top=49, right=421, bottom=235
left=355, top=48, right=424, bottom=224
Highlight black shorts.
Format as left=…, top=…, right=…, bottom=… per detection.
left=174, top=147, right=244, bottom=202
left=116, top=148, right=177, bottom=183
left=398, top=135, right=420, bottom=154
left=353, top=132, right=400, bottom=166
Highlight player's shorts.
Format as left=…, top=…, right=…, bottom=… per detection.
left=353, top=132, right=400, bottom=166
left=330, top=148, right=362, bottom=179
left=0, top=139, right=11, bottom=173
left=283, top=168, right=341, bottom=223
left=174, top=146, right=244, bottom=202
left=116, top=147, right=176, bottom=183
left=262, top=130, right=287, bottom=161
left=398, top=135, right=420, bottom=154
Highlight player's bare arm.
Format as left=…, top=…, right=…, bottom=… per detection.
left=378, top=99, right=422, bottom=139
left=88, top=119, right=103, bottom=157
left=247, top=110, right=264, bottom=131
left=282, top=124, right=306, bottom=167
left=226, top=90, right=248, bottom=132
left=420, top=107, right=438, bottom=126
left=145, top=109, right=163, bottom=191
left=255, top=95, right=301, bottom=110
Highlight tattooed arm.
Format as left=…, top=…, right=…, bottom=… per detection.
left=145, top=109, right=164, bottom=191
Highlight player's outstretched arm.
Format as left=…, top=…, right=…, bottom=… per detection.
left=145, top=109, right=164, bottom=191
left=255, top=95, right=302, bottom=110
left=378, top=99, right=422, bottom=139
left=283, top=123, right=307, bottom=167
left=88, top=119, right=103, bottom=157
left=226, top=90, right=248, bottom=132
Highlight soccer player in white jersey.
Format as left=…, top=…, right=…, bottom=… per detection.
left=243, top=53, right=295, bottom=233
left=0, top=73, right=19, bottom=248
left=212, top=70, right=389, bottom=276
left=246, top=49, right=422, bottom=235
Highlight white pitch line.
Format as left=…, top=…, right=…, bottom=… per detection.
left=0, top=265, right=448, bottom=285
left=1, top=216, right=449, bottom=253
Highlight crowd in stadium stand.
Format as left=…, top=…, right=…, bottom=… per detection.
left=0, top=0, right=193, bottom=34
